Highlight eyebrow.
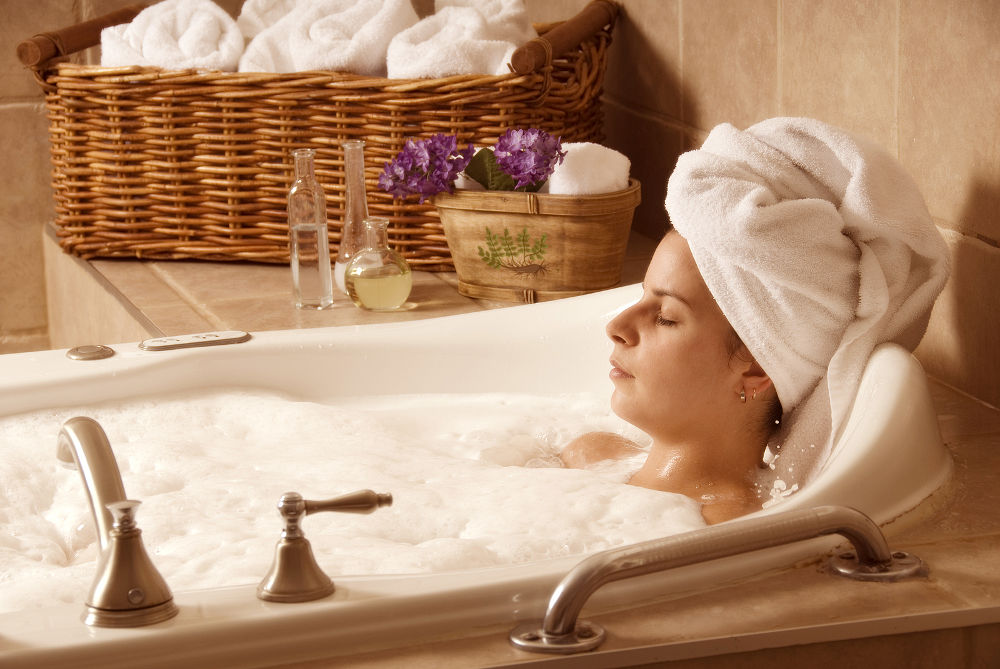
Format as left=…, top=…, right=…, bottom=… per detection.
left=642, top=282, right=692, bottom=308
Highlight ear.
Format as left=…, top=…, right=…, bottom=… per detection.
left=741, top=357, right=773, bottom=398
left=730, top=342, right=773, bottom=397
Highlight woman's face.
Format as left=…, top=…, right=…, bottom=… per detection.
left=607, top=232, right=742, bottom=443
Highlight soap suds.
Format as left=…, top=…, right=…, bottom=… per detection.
left=0, top=389, right=705, bottom=613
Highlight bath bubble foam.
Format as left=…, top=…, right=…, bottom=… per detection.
left=0, top=389, right=705, bottom=613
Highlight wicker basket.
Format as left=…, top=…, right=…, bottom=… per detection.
left=20, top=1, right=619, bottom=270
left=434, top=178, right=641, bottom=302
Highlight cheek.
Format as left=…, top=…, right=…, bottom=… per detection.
left=646, top=335, right=734, bottom=400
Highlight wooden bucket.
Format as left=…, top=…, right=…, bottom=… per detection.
left=433, top=179, right=641, bottom=303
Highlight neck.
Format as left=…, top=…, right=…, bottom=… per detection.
left=628, top=432, right=764, bottom=522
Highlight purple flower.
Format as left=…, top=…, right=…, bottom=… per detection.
left=378, top=134, right=474, bottom=203
left=493, top=128, right=566, bottom=190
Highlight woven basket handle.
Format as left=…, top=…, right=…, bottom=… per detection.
left=509, top=0, right=619, bottom=75
left=17, top=3, right=149, bottom=69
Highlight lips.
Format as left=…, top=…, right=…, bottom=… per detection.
left=609, top=358, right=634, bottom=380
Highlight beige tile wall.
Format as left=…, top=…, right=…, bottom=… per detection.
left=528, top=0, right=1000, bottom=409
left=1, top=0, right=997, bottom=408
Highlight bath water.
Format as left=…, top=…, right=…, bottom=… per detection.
left=0, top=390, right=705, bottom=613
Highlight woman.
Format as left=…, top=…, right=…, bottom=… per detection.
left=562, top=117, right=950, bottom=524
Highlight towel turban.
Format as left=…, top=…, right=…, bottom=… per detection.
left=665, top=117, right=949, bottom=500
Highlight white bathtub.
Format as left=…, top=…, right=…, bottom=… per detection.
left=0, top=285, right=951, bottom=668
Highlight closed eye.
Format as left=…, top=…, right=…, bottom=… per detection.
left=655, top=314, right=677, bottom=326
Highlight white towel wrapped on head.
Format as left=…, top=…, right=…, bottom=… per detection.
left=386, top=6, right=517, bottom=78
left=101, top=0, right=244, bottom=71
left=665, top=117, right=950, bottom=501
left=239, top=0, right=419, bottom=74
left=236, top=0, right=299, bottom=39
left=545, top=142, right=630, bottom=195
left=434, top=0, right=537, bottom=46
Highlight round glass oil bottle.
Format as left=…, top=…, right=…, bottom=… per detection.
left=344, top=217, right=412, bottom=311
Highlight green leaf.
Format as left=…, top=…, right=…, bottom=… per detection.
left=464, top=149, right=518, bottom=191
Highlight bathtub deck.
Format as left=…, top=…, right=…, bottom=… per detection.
left=41, top=225, right=658, bottom=349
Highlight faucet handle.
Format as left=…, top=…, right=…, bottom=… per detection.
left=275, top=490, right=393, bottom=539
left=258, top=489, right=393, bottom=603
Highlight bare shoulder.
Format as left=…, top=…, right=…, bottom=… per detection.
left=560, top=432, right=644, bottom=469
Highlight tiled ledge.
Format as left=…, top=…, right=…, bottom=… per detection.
left=42, top=225, right=657, bottom=349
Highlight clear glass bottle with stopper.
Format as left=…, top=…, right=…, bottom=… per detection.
left=344, top=217, right=412, bottom=311
left=334, top=139, right=369, bottom=295
left=288, top=148, right=333, bottom=310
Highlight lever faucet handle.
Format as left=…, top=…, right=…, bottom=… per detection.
left=276, top=490, right=392, bottom=538
left=258, top=489, right=393, bottom=603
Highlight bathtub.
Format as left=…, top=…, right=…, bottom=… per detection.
left=0, top=284, right=951, bottom=668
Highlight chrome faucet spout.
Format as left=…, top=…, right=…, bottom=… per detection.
left=56, top=416, right=178, bottom=627
left=57, top=416, right=127, bottom=552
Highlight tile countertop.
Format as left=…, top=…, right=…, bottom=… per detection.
left=43, top=226, right=658, bottom=341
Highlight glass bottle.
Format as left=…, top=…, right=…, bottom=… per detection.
left=344, top=217, right=412, bottom=311
left=334, top=139, right=369, bottom=295
left=288, top=148, right=334, bottom=310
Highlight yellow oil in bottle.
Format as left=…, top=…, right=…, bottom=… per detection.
left=347, top=265, right=412, bottom=311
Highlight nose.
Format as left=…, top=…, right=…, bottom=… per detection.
left=606, top=303, right=638, bottom=345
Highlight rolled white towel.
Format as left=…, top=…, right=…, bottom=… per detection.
left=101, top=0, right=243, bottom=71
left=236, top=0, right=299, bottom=39
left=434, top=0, right=537, bottom=46
left=239, top=0, right=419, bottom=75
left=665, top=117, right=950, bottom=498
left=386, top=6, right=517, bottom=78
left=546, top=142, right=631, bottom=195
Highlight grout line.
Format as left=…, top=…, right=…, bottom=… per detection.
left=776, top=0, right=783, bottom=115
left=927, top=376, right=1000, bottom=414
left=603, top=95, right=697, bottom=138
left=678, top=0, right=685, bottom=125
left=145, top=264, right=229, bottom=331
left=894, top=0, right=901, bottom=158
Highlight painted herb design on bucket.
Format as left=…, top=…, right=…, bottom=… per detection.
left=377, top=128, right=566, bottom=201
left=478, top=227, right=548, bottom=275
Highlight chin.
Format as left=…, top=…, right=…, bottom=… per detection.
left=609, top=393, right=646, bottom=433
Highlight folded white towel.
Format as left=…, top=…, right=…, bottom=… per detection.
left=434, top=0, right=537, bottom=46
left=236, top=0, right=299, bottom=39
left=101, top=0, right=243, bottom=71
left=239, top=0, right=419, bottom=75
left=665, top=117, right=950, bottom=499
left=545, top=142, right=630, bottom=195
left=386, top=6, right=517, bottom=78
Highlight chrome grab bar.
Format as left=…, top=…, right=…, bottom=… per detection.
left=510, top=505, right=924, bottom=654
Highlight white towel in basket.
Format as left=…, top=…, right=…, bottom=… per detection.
left=545, top=143, right=631, bottom=195
left=238, top=0, right=419, bottom=75
left=386, top=6, right=518, bottom=78
left=100, top=0, right=244, bottom=71
left=236, top=0, right=299, bottom=39
left=434, top=0, right=537, bottom=46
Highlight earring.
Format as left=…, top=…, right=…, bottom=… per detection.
left=739, top=389, right=746, bottom=403
left=752, top=388, right=757, bottom=401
